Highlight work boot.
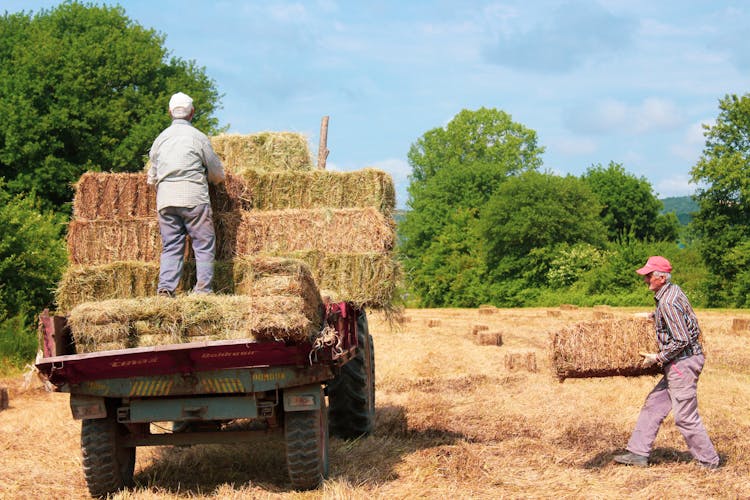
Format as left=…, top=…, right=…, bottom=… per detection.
left=613, top=451, right=648, bottom=467
left=157, top=289, right=175, bottom=298
left=697, top=460, right=720, bottom=470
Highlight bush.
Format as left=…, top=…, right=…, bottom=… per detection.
left=0, top=314, right=37, bottom=374
left=0, top=183, right=67, bottom=318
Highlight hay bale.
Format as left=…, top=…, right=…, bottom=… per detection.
left=550, top=318, right=661, bottom=381
left=427, top=319, right=441, bottom=328
left=73, top=172, right=155, bottom=219
left=215, top=207, right=396, bottom=258
left=731, top=318, right=750, bottom=332
left=282, top=251, right=400, bottom=309
left=475, top=332, right=502, bottom=346
left=504, top=351, right=537, bottom=372
left=242, top=167, right=395, bottom=215
left=0, top=386, right=8, bottom=411
left=72, top=172, right=251, bottom=219
left=67, top=208, right=395, bottom=265
left=547, top=310, right=561, bottom=317
left=56, top=252, right=400, bottom=313
left=593, top=311, right=614, bottom=320
left=478, top=308, right=495, bottom=315
left=210, top=132, right=312, bottom=173
left=68, top=293, right=323, bottom=353
left=67, top=218, right=164, bottom=264
left=469, top=324, right=489, bottom=335
left=559, top=304, right=578, bottom=310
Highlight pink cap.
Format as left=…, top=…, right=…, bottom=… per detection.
left=636, top=256, right=672, bottom=275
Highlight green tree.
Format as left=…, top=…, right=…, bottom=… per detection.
left=480, top=171, right=607, bottom=304
left=0, top=3, right=223, bottom=213
left=399, top=108, right=544, bottom=306
left=690, top=93, right=750, bottom=306
left=581, top=162, right=679, bottom=242
left=0, top=181, right=67, bottom=319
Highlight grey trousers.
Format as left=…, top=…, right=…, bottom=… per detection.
left=626, top=354, right=719, bottom=465
left=157, top=204, right=216, bottom=294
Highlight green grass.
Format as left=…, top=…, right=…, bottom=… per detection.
left=0, top=314, right=37, bottom=376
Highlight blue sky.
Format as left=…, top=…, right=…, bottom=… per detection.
left=5, top=1, right=750, bottom=208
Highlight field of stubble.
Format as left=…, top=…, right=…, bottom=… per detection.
left=1, top=306, right=749, bottom=499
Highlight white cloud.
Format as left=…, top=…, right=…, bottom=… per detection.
left=655, top=174, right=694, bottom=198
left=564, top=97, right=683, bottom=135
left=670, top=120, right=712, bottom=161
left=552, top=136, right=598, bottom=156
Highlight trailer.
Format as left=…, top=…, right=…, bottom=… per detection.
left=35, top=301, right=375, bottom=497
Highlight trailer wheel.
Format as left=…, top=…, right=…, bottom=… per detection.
left=328, top=309, right=375, bottom=439
left=284, top=387, right=329, bottom=490
left=81, top=412, right=135, bottom=498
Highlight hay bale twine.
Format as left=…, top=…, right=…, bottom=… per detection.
left=427, top=319, right=441, bottom=328
left=475, top=331, right=503, bottom=346
left=731, top=318, right=750, bottom=332
left=0, top=386, right=8, bottom=411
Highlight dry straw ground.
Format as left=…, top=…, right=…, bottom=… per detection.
left=2, top=306, right=749, bottom=499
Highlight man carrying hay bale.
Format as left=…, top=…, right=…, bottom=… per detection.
left=613, top=256, right=720, bottom=469
left=148, top=92, right=225, bottom=296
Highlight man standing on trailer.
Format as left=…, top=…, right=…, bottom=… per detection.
left=147, top=92, right=224, bottom=296
left=613, top=256, right=720, bottom=469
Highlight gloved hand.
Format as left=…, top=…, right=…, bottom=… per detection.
left=639, top=352, right=659, bottom=368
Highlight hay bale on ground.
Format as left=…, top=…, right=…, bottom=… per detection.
left=478, top=305, right=496, bottom=315
left=593, top=311, right=614, bottom=320
left=469, top=324, right=489, bottom=335
left=0, top=386, right=8, bottom=411
left=559, top=304, right=578, bottom=310
left=68, top=293, right=323, bottom=353
left=504, top=351, right=537, bottom=372
left=547, top=310, right=561, bottom=317
left=475, top=332, right=503, bottom=346
left=211, top=132, right=312, bottom=173
left=427, top=319, right=441, bottom=328
left=242, top=168, right=395, bottom=215
left=550, top=318, right=661, bottom=381
left=731, top=318, right=750, bottom=332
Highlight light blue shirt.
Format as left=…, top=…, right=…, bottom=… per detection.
left=147, top=119, right=225, bottom=211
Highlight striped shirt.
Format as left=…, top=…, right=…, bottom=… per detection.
left=653, top=282, right=703, bottom=364
left=147, top=119, right=224, bottom=211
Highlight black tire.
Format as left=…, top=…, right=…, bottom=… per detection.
left=284, top=386, right=329, bottom=490
left=81, top=410, right=135, bottom=498
left=327, top=309, right=375, bottom=439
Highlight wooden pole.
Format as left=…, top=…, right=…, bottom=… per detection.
left=317, top=115, right=329, bottom=170
left=0, top=386, right=8, bottom=411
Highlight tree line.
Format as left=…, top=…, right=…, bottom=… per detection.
left=1, top=4, right=750, bottom=369
left=400, top=100, right=750, bottom=309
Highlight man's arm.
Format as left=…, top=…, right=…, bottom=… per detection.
left=200, top=137, right=225, bottom=185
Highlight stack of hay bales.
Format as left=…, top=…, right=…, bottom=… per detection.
left=549, top=318, right=661, bottom=381
left=57, top=132, right=400, bottom=353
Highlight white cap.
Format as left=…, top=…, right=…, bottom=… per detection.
left=169, top=92, right=193, bottom=118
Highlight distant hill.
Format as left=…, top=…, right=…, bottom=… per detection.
left=661, top=196, right=698, bottom=225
